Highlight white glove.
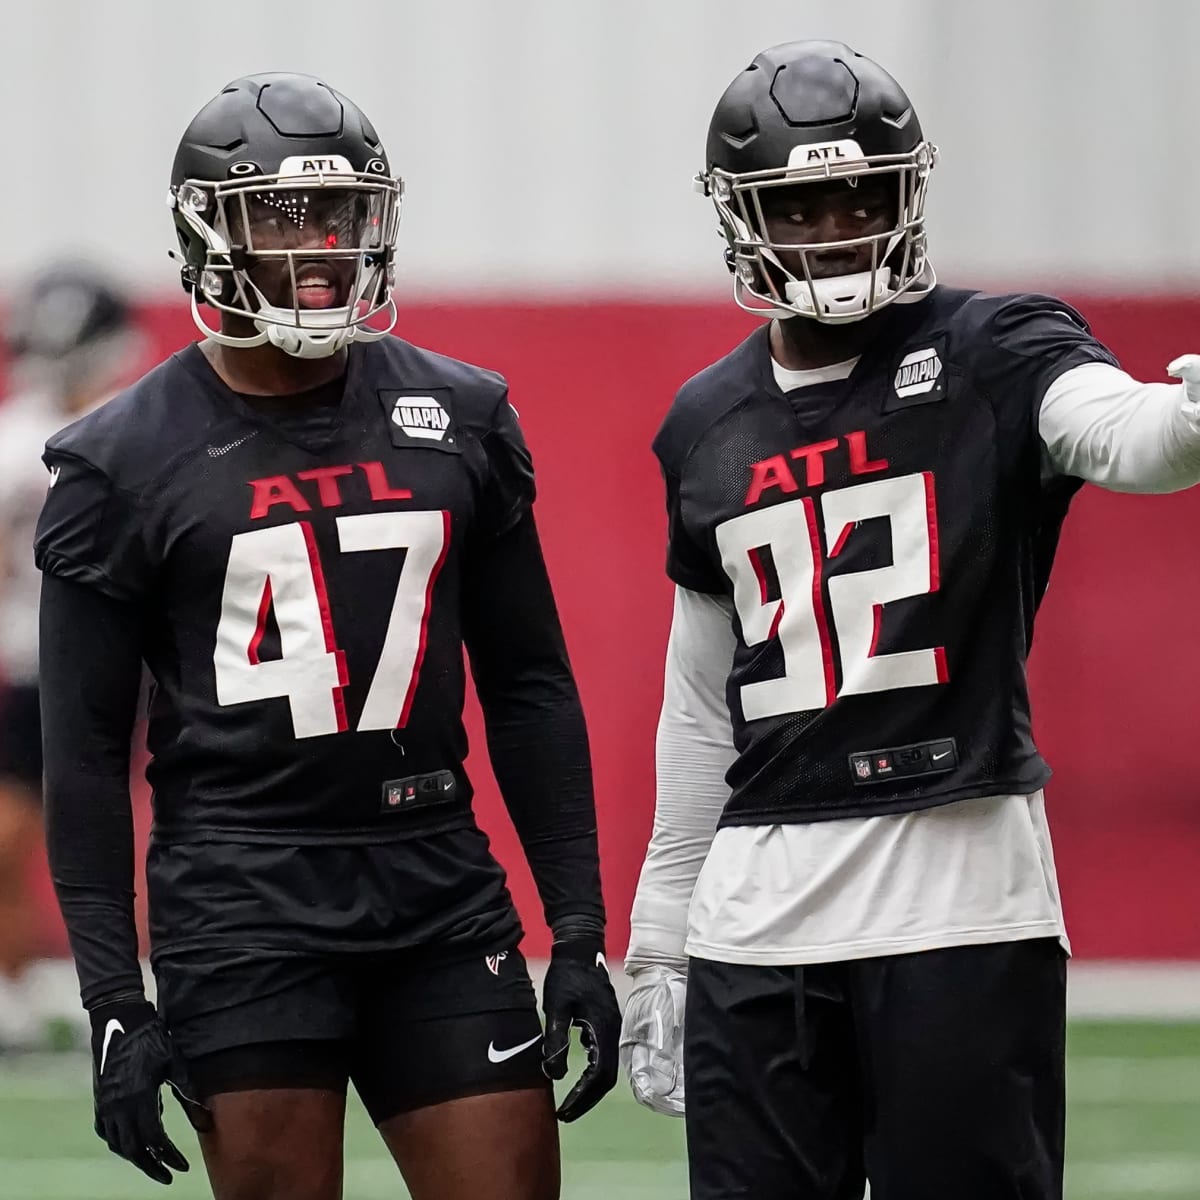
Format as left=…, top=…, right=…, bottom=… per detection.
left=1168, top=355, right=1200, bottom=408
left=619, top=964, right=687, bottom=1117
left=1168, top=354, right=1200, bottom=387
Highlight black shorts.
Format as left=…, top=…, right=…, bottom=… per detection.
left=684, top=938, right=1067, bottom=1200
left=155, top=946, right=548, bottom=1125
left=0, top=684, right=42, bottom=793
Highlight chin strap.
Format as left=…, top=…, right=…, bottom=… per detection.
left=783, top=267, right=896, bottom=322
left=733, top=257, right=937, bottom=325
left=262, top=321, right=353, bottom=359
left=189, top=292, right=399, bottom=359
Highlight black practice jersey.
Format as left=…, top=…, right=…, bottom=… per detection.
left=35, top=339, right=566, bottom=959
left=654, top=287, right=1118, bottom=824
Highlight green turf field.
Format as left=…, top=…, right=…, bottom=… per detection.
left=0, top=1022, right=1196, bottom=1198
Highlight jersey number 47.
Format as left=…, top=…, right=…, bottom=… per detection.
left=213, top=512, right=449, bottom=739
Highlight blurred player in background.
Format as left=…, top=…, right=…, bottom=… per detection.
left=0, top=264, right=139, bottom=1049
left=35, top=72, right=619, bottom=1199
left=622, top=39, right=1200, bottom=1200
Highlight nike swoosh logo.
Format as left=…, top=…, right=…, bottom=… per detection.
left=47, top=466, right=60, bottom=488
left=487, top=1033, right=542, bottom=1064
left=931, top=750, right=952, bottom=762
left=99, top=1018, right=124, bottom=1075
left=207, top=431, right=258, bottom=458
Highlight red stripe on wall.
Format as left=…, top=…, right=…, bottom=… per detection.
left=21, top=295, right=1200, bottom=961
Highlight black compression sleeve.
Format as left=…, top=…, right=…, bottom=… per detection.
left=39, top=573, right=146, bottom=1009
left=462, top=512, right=606, bottom=940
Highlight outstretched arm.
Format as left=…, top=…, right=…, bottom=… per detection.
left=1039, top=358, right=1200, bottom=492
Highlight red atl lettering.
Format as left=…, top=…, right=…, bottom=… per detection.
left=248, top=475, right=312, bottom=519
left=745, top=430, right=890, bottom=507
left=248, top=462, right=413, bottom=519
left=297, top=465, right=353, bottom=508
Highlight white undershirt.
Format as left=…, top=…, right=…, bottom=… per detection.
left=627, top=357, right=1200, bottom=971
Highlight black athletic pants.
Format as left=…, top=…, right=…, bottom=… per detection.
left=684, top=938, right=1066, bottom=1200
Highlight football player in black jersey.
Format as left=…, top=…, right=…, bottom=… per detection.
left=35, top=73, right=619, bottom=1200
left=620, top=41, right=1200, bottom=1200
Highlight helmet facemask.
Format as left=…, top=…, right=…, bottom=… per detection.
left=700, top=142, right=937, bottom=324
left=171, top=164, right=403, bottom=358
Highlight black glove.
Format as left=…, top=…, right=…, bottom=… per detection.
left=89, top=996, right=213, bottom=1184
left=541, top=933, right=622, bottom=1122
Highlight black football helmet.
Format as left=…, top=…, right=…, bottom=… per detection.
left=697, top=41, right=936, bottom=323
left=5, top=262, right=137, bottom=405
left=169, top=73, right=403, bottom=358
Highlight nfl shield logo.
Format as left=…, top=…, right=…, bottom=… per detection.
left=853, top=757, right=872, bottom=780
left=485, top=951, right=509, bottom=976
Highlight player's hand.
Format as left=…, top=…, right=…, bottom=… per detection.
left=1168, top=354, right=1200, bottom=389
left=619, top=964, right=687, bottom=1117
left=89, top=996, right=213, bottom=1184
left=541, top=934, right=622, bottom=1122
left=1167, top=354, right=1200, bottom=417
left=1166, top=357, right=1200, bottom=426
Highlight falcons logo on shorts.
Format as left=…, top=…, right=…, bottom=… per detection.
left=485, top=951, right=509, bottom=976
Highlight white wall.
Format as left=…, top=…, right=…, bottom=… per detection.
left=6, top=0, right=1199, bottom=296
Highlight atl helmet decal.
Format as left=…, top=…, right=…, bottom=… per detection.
left=785, top=139, right=866, bottom=169
left=276, top=154, right=356, bottom=177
